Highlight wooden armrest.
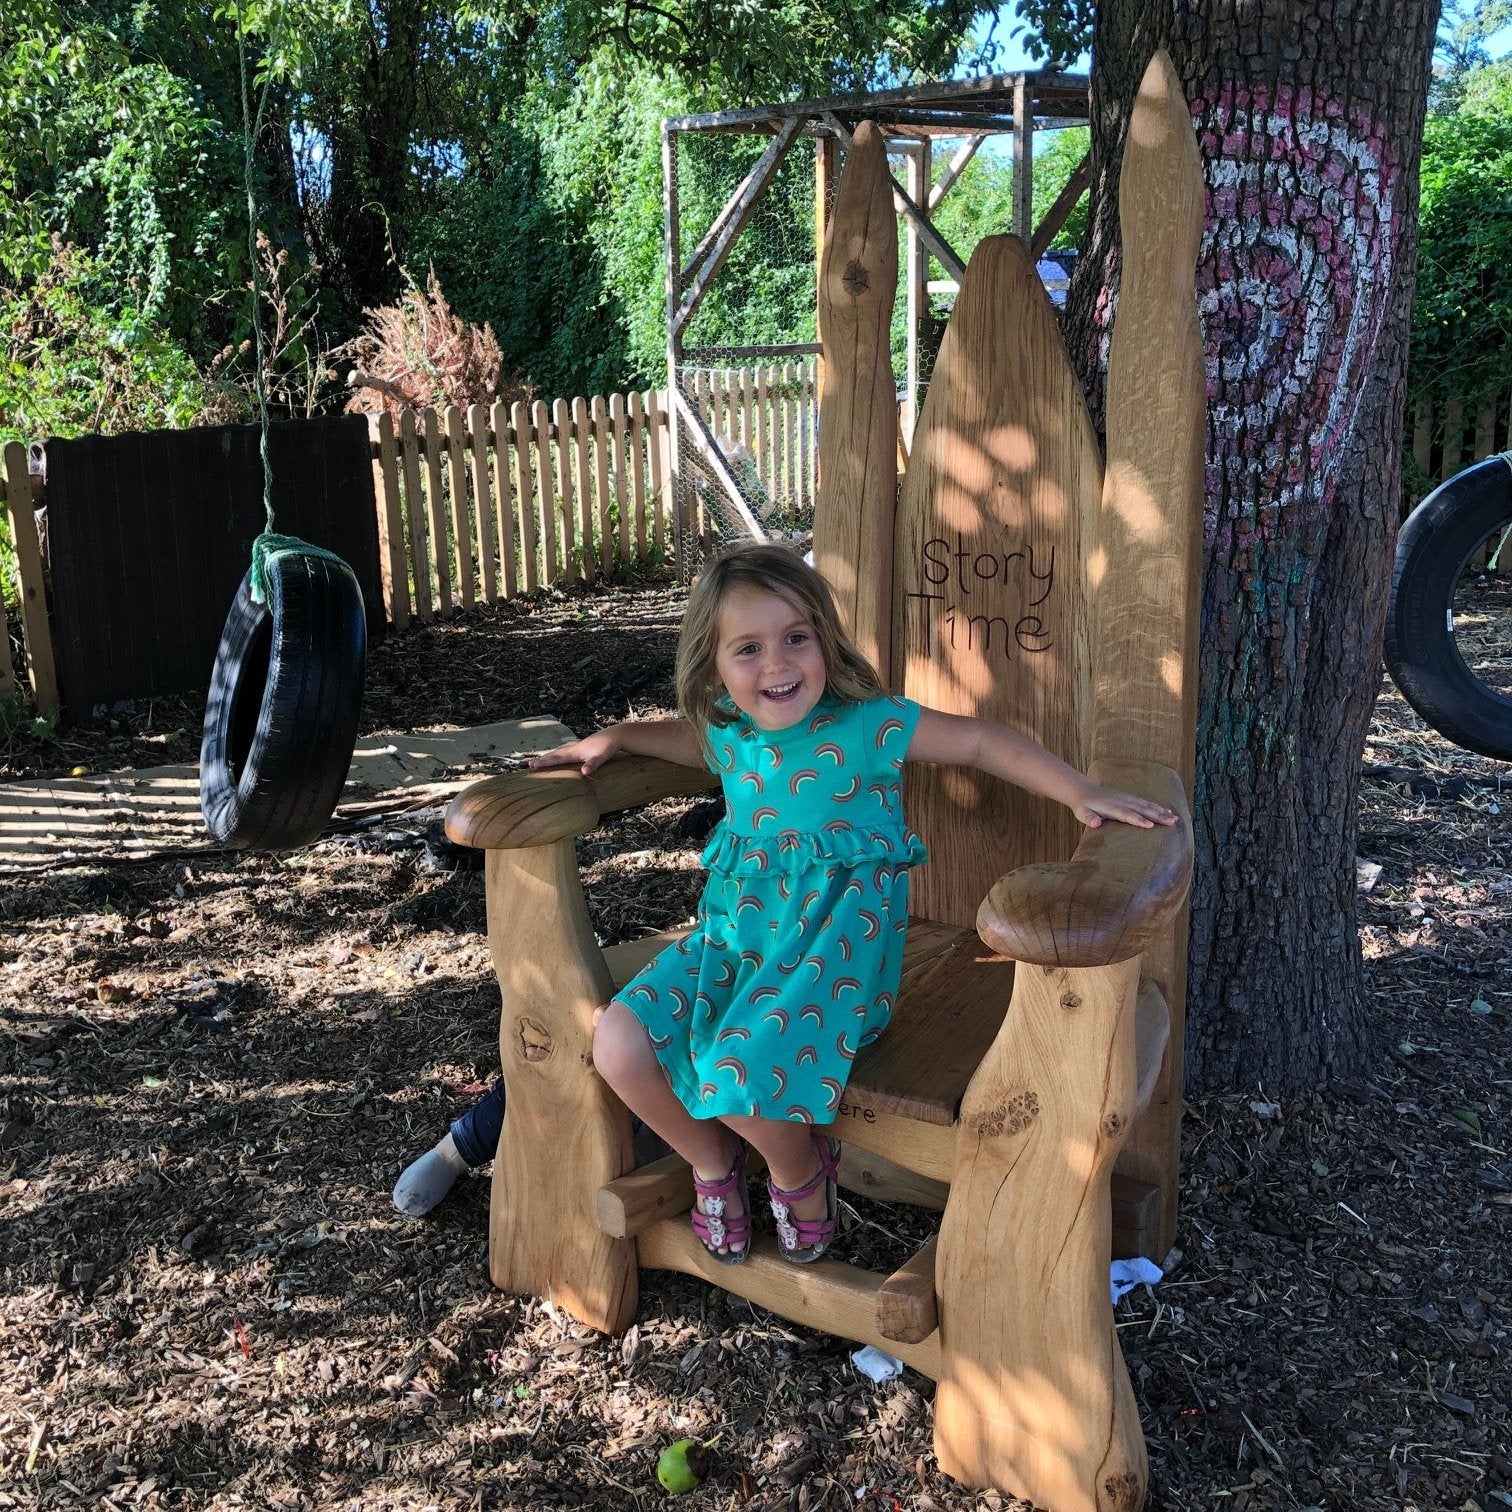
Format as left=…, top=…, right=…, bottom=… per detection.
left=444, top=755, right=719, bottom=850
left=975, top=759, right=1192, bottom=967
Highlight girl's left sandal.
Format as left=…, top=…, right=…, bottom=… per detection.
left=768, top=1133, right=840, bottom=1264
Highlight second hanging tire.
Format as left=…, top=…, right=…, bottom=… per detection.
left=1384, top=455, right=1512, bottom=761
left=200, top=548, right=368, bottom=850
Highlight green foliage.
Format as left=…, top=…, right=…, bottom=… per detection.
left=0, top=239, right=241, bottom=445
left=930, top=127, right=1089, bottom=264
left=1432, top=0, right=1512, bottom=112
left=1007, top=0, right=1092, bottom=68
left=4, top=0, right=1001, bottom=421
left=1, top=1, right=245, bottom=345
left=412, top=62, right=678, bottom=395
left=1410, top=103, right=1512, bottom=411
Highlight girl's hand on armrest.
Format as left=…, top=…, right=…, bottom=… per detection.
left=1073, top=783, right=1179, bottom=830
left=529, top=729, right=621, bottom=776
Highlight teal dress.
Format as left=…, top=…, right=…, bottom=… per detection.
left=616, top=693, right=926, bottom=1124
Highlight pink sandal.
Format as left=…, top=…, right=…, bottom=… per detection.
left=691, top=1143, right=752, bottom=1266
left=768, top=1133, right=840, bottom=1264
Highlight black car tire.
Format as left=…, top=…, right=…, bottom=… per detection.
left=1384, top=455, right=1512, bottom=761
left=200, top=550, right=367, bottom=849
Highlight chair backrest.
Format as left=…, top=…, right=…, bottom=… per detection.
left=815, top=64, right=1203, bottom=936
left=895, top=234, right=1099, bottom=926
left=816, top=128, right=1101, bottom=928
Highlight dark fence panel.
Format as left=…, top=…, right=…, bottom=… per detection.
left=45, top=417, right=382, bottom=715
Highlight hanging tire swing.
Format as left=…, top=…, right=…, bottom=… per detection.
left=1384, top=455, right=1512, bottom=762
left=200, top=535, right=367, bottom=851
left=198, top=23, right=368, bottom=851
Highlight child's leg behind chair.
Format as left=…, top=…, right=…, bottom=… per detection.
left=392, top=1080, right=504, bottom=1216
left=392, top=1071, right=666, bottom=1216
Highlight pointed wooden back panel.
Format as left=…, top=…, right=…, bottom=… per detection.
left=1095, top=48, right=1206, bottom=1259
left=1094, top=49, right=1205, bottom=777
left=814, top=120, right=899, bottom=685
left=895, top=234, right=1101, bottom=928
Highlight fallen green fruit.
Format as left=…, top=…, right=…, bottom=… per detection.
left=656, top=1437, right=708, bottom=1494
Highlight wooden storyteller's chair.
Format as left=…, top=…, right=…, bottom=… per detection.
left=445, top=53, right=1204, bottom=1512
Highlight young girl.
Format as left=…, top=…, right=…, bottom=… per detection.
left=530, top=543, right=1176, bottom=1266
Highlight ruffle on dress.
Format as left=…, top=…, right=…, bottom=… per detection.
left=700, top=821, right=927, bottom=877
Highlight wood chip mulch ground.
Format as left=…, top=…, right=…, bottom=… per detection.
left=1, top=577, right=1508, bottom=1512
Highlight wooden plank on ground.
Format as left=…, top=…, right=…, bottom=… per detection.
left=398, top=409, right=433, bottom=621
left=422, top=407, right=452, bottom=615
left=1, top=442, right=58, bottom=713
left=512, top=401, right=538, bottom=593
left=371, top=412, right=410, bottom=628
left=445, top=405, right=475, bottom=609
left=469, top=403, right=499, bottom=602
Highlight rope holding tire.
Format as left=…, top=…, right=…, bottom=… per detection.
left=1384, top=454, right=1512, bottom=762
left=196, top=26, right=368, bottom=851
left=200, top=536, right=367, bottom=851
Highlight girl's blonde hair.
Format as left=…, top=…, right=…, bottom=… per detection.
left=675, top=542, right=884, bottom=738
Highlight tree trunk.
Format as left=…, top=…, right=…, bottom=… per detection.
left=1064, top=0, right=1441, bottom=1091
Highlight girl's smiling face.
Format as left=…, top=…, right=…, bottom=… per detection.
left=713, top=586, right=827, bottom=730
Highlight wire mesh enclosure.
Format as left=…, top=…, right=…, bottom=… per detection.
left=661, top=72, right=1092, bottom=578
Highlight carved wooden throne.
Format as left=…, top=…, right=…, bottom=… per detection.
left=445, top=53, right=1204, bottom=1512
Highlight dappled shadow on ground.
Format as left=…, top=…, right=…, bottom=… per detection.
left=1, top=590, right=1508, bottom=1510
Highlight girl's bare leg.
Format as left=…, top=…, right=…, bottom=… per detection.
left=724, top=1113, right=832, bottom=1227
left=592, top=1002, right=745, bottom=1254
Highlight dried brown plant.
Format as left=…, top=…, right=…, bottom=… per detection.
left=338, top=268, right=527, bottom=417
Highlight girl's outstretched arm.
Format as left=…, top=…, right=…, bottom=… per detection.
left=907, top=707, right=1179, bottom=830
left=528, top=718, right=704, bottom=777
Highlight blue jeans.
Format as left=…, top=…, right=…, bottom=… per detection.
left=450, top=1080, right=504, bottom=1168
left=448, top=1079, right=655, bottom=1168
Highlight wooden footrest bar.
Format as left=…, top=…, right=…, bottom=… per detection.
left=598, top=1153, right=692, bottom=1239
left=637, top=1217, right=942, bottom=1379
left=604, top=1150, right=1164, bottom=1262
left=876, top=1235, right=938, bottom=1344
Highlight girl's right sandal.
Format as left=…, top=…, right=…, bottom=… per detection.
left=690, top=1142, right=752, bottom=1265
left=768, top=1133, right=840, bottom=1264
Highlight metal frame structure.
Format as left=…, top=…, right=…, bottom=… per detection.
left=662, top=72, right=1093, bottom=563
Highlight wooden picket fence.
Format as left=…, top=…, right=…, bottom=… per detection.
left=370, top=389, right=671, bottom=630
left=0, top=440, right=58, bottom=715
left=370, top=363, right=820, bottom=627
left=681, top=359, right=820, bottom=524
left=1408, top=387, right=1510, bottom=493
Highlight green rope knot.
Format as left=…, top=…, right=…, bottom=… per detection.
left=249, top=531, right=352, bottom=604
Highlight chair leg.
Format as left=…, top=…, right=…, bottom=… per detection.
left=934, top=956, right=1147, bottom=1512
left=483, top=841, right=638, bottom=1334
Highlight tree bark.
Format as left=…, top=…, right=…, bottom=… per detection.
left=1064, top=0, right=1441, bottom=1091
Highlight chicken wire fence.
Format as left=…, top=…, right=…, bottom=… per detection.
left=668, top=128, right=832, bottom=571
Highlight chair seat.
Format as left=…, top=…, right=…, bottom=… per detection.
left=846, top=921, right=1013, bottom=1125
left=603, top=917, right=1013, bottom=1129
